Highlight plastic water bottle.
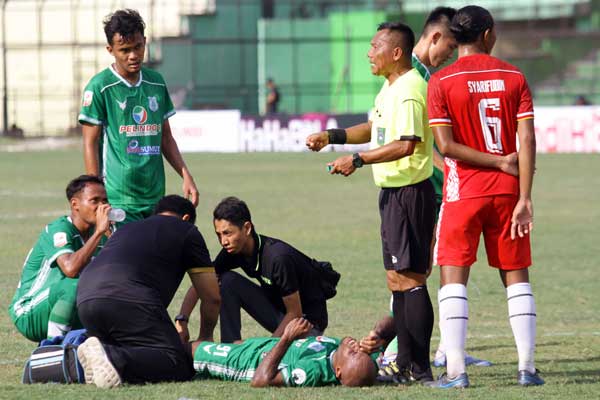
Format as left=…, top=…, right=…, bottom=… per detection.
left=108, top=208, right=126, bottom=222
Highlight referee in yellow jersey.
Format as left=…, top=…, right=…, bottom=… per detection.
left=306, top=21, right=435, bottom=384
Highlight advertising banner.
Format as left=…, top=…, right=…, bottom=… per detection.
left=534, top=106, right=600, bottom=153
left=239, top=113, right=369, bottom=152
left=169, top=110, right=241, bottom=152
left=169, top=107, right=600, bottom=153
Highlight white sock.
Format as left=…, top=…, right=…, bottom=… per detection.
left=439, top=283, right=468, bottom=377
left=435, top=288, right=445, bottom=357
left=47, top=321, right=70, bottom=339
left=507, top=282, right=536, bottom=373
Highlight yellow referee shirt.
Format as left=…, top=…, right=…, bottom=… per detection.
left=369, top=68, right=433, bottom=188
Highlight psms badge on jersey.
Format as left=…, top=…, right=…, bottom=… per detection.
left=148, top=96, right=159, bottom=112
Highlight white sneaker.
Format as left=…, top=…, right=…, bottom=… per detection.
left=77, top=341, right=94, bottom=384
left=77, top=337, right=122, bottom=388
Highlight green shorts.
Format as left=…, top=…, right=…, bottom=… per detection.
left=11, top=277, right=80, bottom=342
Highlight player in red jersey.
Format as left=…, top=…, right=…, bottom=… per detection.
left=425, top=6, right=543, bottom=388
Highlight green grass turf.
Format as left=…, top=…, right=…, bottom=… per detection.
left=0, top=151, right=599, bottom=399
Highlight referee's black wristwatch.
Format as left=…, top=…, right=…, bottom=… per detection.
left=174, top=314, right=189, bottom=324
left=352, top=152, right=364, bottom=168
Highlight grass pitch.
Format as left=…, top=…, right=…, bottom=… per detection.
left=0, top=150, right=599, bottom=399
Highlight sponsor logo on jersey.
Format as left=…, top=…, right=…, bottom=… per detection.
left=119, top=124, right=160, bottom=136
left=315, top=336, right=336, bottom=344
left=53, top=232, right=68, bottom=247
left=82, top=91, right=93, bottom=107
left=291, top=368, right=307, bottom=385
left=307, top=342, right=325, bottom=352
left=119, top=105, right=160, bottom=136
left=117, top=99, right=127, bottom=110
left=132, top=106, right=148, bottom=124
left=126, top=140, right=160, bottom=155
left=148, top=96, right=159, bottom=112
left=260, top=276, right=272, bottom=285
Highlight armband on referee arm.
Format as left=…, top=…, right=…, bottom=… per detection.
left=326, top=128, right=347, bottom=144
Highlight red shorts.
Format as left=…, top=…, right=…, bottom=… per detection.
left=434, top=195, right=531, bottom=270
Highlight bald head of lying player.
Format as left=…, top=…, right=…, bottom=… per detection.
left=331, top=336, right=378, bottom=386
left=190, top=318, right=377, bottom=387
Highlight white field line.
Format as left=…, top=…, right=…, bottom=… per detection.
left=478, top=331, right=600, bottom=339
left=0, top=190, right=60, bottom=198
left=426, top=331, right=600, bottom=340
left=0, top=210, right=65, bottom=220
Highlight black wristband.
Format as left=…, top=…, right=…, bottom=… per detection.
left=174, top=314, right=189, bottom=323
left=326, top=128, right=347, bottom=144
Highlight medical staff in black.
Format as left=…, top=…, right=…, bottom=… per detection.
left=76, top=195, right=220, bottom=388
left=177, top=196, right=339, bottom=343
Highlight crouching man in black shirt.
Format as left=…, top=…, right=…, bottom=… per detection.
left=76, top=195, right=220, bottom=388
left=177, top=196, right=339, bottom=343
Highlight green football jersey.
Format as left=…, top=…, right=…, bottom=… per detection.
left=78, top=66, right=175, bottom=206
left=9, top=216, right=105, bottom=321
left=194, top=336, right=340, bottom=387
left=412, top=53, right=443, bottom=203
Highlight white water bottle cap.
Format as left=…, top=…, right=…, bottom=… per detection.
left=108, top=208, right=126, bottom=222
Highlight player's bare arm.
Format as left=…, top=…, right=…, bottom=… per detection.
left=433, top=147, right=445, bottom=171
left=82, top=123, right=102, bottom=176
left=306, top=122, right=372, bottom=151
left=328, top=139, right=416, bottom=177
left=359, top=315, right=395, bottom=354
left=433, top=125, right=518, bottom=175
left=175, top=286, right=200, bottom=343
left=271, top=291, right=303, bottom=337
left=251, top=318, right=313, bottom=387
left=56, top=203, right=111, bottom=278
left=189, top=271, right=221, bottom=342
left=511, top=118, right=536, bottom=239
left=161, top=119, right=200, bottom=206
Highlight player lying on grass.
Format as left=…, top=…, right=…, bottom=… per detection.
left=191, top=317, right=377, bottom=387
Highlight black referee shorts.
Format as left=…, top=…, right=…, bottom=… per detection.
left=379, top=179, right=436, bottom=274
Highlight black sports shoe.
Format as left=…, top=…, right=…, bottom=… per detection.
left=376, top=361, right=412, bottom=384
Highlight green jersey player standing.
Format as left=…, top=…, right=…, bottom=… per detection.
left=8, top=175, right=110, bottom=342
left=79, top=9, right=198, bottom=225
left=192, top=318, right=377, bottom=387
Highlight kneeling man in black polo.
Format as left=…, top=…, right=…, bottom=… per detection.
left=76, top=195, right=220, bottom=388
left=177, top=196, right=338, bottom=343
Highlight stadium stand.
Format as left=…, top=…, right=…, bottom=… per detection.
left=1, top=0, right=598, bottom=136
